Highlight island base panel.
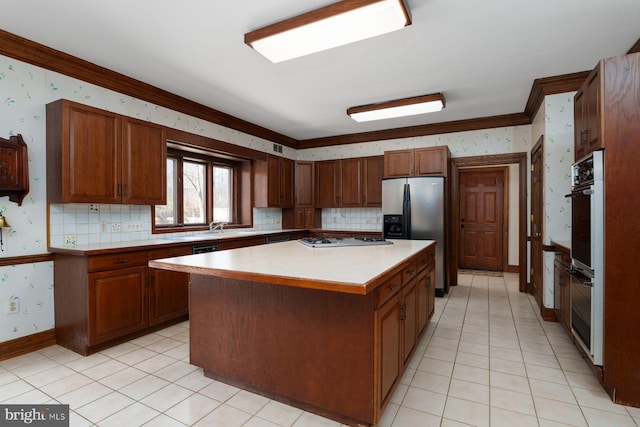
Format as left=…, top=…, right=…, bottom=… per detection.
left=189, top=275, right=377, bottom=426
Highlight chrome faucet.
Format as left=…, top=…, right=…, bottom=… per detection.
left=209, top=221, right=227, bottom=233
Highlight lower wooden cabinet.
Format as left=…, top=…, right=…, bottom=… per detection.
left=375, top=245, right=435, bottom=414
left=148, top=246, right=192, bottom=327
left=89, top=266, right=148, bottom=345
left=553, top=247, right=571, bottom=333
left=54, top=247, right=190, bottom=355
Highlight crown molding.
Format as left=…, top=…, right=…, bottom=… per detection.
left=0, top=29, right=606, bottom=151
left=524, top=71, right=591, bottom=120
left=0, top=30, right=299, bottom=149
left=298, top=113, right=530, bottom=149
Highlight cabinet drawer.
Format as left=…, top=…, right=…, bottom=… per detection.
left=88, top=251, right=148, bottom=272
left=148, top=245, right=192, bottom=260
left=375, top=272, right=402, bottom=308
left=417, top=246, right=436, bottom=272
left=402, top=260, right=418, bottom=285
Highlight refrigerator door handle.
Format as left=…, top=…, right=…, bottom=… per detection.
left=403, top=183, right=411, bottom=239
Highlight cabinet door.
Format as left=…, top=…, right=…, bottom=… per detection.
left=64, top=102, right=122, bottom=203
left=315, top=160, right=339, bottom=207
left=295, top=161, right=314, bottom=207
left=280, top=158, right=294, bottom=208
left=362, top=156, right=383, bottom=207
left=376, top=292, right=402, bottom=410
left=339, top=158, right=362, bottom=207
left=417, top=269, right=428, bottom=335
left=384, top=149, right=413, bottom=178
left=122, top=117, right=167, bottom=205
left=267, top=156, right=281, bottom=206
left=402, top=279, right=418, bottom=366
left=574, top=89, right=587, bottom=161
left=585, top=68, right=601, bottom=153
left=304, top=208, right=316, bottom=228
left=88, top=266, right=148, bottom=345
left=426, top=259, right=436, bottom=320
left=415, top=147, right=447, bottom=176
left=148, top=246, right=191, bottom=326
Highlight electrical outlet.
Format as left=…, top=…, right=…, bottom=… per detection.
left=111, top=223, right=121, bottom=232
left=89, top=204, right=100, bottom=213
left=64, top=234, right=77, bottom=247
left=6, top=298, right=19, bottom=315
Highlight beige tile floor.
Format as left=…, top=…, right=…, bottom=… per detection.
left=2, top=272, right=640, bottom=426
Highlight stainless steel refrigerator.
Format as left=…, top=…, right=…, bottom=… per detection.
left=382, top=177, right=446, bottom=296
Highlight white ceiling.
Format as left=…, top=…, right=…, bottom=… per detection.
left=1, top=0, right=639, bottom=141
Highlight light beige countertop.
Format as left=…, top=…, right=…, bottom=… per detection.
left=149, top=239, right=434, bottom=294
left=47, top=229, right=304, bottom=255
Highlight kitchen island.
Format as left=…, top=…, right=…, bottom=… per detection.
left=149, top=239, right=436, bottom=427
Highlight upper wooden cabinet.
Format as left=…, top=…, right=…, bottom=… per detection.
left=315, top=156, right=383, bottom=208
left=574, top=67, right=602, bottom=161
left=295, top=161, right=314, bottom=207
left=254, top=155, right=294, bottom=208
left=46, top=99, right=167, bottom=205
left=362, top=156, right=384, bottom=207
left=384, top=147, right=450, bottom=178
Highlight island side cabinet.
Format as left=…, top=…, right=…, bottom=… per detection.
left=54, top=247, right=190, bottom=355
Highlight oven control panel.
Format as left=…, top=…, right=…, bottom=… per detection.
left=572, top=151, right=603, bottom=188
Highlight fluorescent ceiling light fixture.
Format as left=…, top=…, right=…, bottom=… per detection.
left=245, top=0, right=411, bottom=63
left=347, top=93, right=446, bottom=122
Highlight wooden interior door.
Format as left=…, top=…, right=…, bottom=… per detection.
left=459, top=169, right=504, bottom=270
left=530, top=138, right=544, bottom=307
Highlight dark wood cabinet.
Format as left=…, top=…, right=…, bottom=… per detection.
left=402, top=278, right=418, bottom=366
left=46, top=99, right=166, bottom=205
left=315, top=156, right=383, bottom=208
left=255, top=155, right=294, bottom=208
left=148, top=246, right=192, bottom=327
left=574, top=68, right=602, bottom=161
left=375, top=245, right=435, bottom=415
left=315, top=160, right=339, bottom=207
left=553, top=246, right=571, bottom=333
left=121, top=116, right=167, bottom=205
left=339, top=158, right=362, bottom=207
left=362, top=156, right=384, bottom=207
left=54, top=247, right=190, bottom=355
left=384, top=146, right=450, bottom=178
left=376, top=290, right=402, bottom=411
left=288, top=161, right=320, bottom=229
left=88, top=265, right=148, bottom=345
left=295, top=161, right=314, bottom=207
left=0, top=134, right=29, bottom=205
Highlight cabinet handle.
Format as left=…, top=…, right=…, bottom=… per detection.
left=388, top=284, right=397, bottom=292
left=400, top=304, right=407, bottom=321
left=580, top=130, right=588, bottom=146
left=406, top=269, right=415, bottom=275
left=124, top=184, right=128, bottom=197
left=117, top=184, right=122, bottom=196
left=114, top=259, right=129, bottom=264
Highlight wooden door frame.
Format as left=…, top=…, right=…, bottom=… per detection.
left=451, top=153, right=528, bottom=293
left=458, top=166, right=509, bottom=272
left=530, top=136, right=544, bottom=304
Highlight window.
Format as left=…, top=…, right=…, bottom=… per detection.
left=154, top=150, right=237, bottom=230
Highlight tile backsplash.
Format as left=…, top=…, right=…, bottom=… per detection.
left=321, top=208, right=382, bottom=231
left=49, top=204, right=152, bottom=246
left=49, top=204, right=381, bottom=247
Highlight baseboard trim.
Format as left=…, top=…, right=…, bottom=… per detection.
left=505, top=265, right=519, bottom=273
left=0, top=329, right=57, bottom=361
left=541, top=307, right=558, bottom=322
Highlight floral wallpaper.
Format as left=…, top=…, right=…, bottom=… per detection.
left=535, top=92, right=576, bottom=308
